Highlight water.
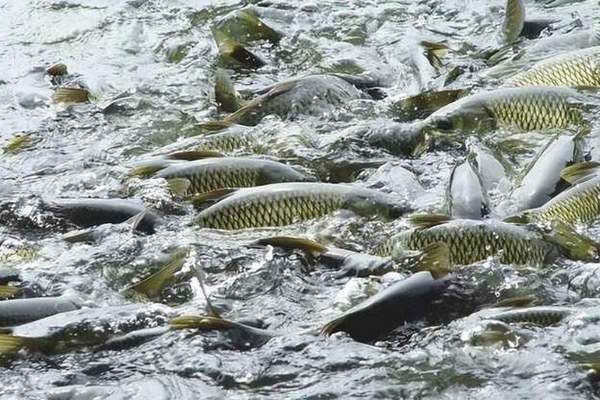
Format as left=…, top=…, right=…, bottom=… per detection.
left=2, top=0, right=600, bottom=398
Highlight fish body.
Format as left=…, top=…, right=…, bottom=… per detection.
left=507, top=47, right=600, bottom=87
left=155, top=158, right=310, bottom=195
left=321, top=271, right=451, bottom=342
left=529, top=174, right=600, bottom=224
left=447, top=158, right=489, bottom=219
left=44, top=198, right=160, bottom=234
left=380, top=218, right=556, bottom=265
left=224, top=74, right=368, bottom=125
left=509, top=134, right=583, bottom=212
left=0, top=296, right=81, bottom=327
left=423, top=86, right=587, bottom=133
left=195, top=182, right=410, bottom=229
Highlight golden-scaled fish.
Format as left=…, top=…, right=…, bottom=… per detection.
left=155, top=157, right=312, bottom=196
left=378, top=215, right=557, bottom=265
left=507, top=47, right=600, bottom=87
left=194, top=182, right=411, bottom=230
left=422, top=86, right=590, bottom=133
left=515, top=162, right=600, bottom=225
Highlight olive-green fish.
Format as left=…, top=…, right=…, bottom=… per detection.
left=377, top=215, right=557, bottom=265
left=517, top=162, right=600, bottom=224
left=155, top=158, right=311, bottom=196
left=507, top=47, right=600, bottom=87
left=422, top=86, right=589, bottom=133
left=502, top=0, right=525, bottom=44
left=195, top=182, right=411, bottom=230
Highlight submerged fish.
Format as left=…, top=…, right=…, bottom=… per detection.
left=44, top=198, right=161, bottom=234
left=422, top=86, right=590, bottom=133
left=0, top=304, right=174, bottom=355
left=195, top=182, right=411, bottom=230
left=252, top=236, right=451, bottom=279
left=212, top=74, right=374, bottom=126
left=507, top=47, right=600, bottom=87
left=155, top=158, right=311, bottom=196
left=507, top=133, right=584, bottom=212
left=321, top=271, right=451, bottom=342
left=446, top=156, right=490, bottom=219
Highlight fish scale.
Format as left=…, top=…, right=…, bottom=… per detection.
left=380, top=219, right=553, bottom=265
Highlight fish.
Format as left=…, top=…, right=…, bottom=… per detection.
left=484, top=306, right=573, bottom=326
left=467, top=140, right=511, bottom=192
left=0, top=296, right=82, bottom=327
left=513, top=162, right=600, bottom=224
left=502, top=0, right=526, bottom=44
left=321, top=271, right=452, bottom=342
left=0, top=268, right=19, bottom=285
left=355, top=120, right=431, bottom=157
left=43, top=198, right=161, bottom=234
left=211, top=73, right=374, bottom=126
left=446, top=156, right=490, bottom=219
left=506, top=47, right=600, bottom=87
left=0, top=304, right=174, bottom=355
left=154, top=157, right=312, bottom=196
left=194, top=182, right=411, bottom=230
left=422, top=86, right=590, bottom=133
left=377, top=214, right=558, bottom=265
left=507, top=133, right=584, bottom=212
left=251, top=236, right=451, bottom=279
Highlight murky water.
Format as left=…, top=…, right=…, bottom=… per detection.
left=2, top=0, right=600, bottom=398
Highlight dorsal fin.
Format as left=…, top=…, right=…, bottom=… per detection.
left=560, top=161, right=600, bottom=184
left=250, top=236, right=328, bottom=256
left=416, top=242, right=452, bottom=279
left=191, top=188, right=238, bottom=210
left=167, top=150, right=224, bottom=161
left=197, top=120, right=234, bottom=132
left=484, top=295, right=536, bottom=309
left=410, top=213, right=453, bottom=228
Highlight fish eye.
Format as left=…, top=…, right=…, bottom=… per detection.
left=435, top=118, right=454, bottom=131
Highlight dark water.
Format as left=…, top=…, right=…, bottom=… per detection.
left=2, top=0, right=600, bottom=398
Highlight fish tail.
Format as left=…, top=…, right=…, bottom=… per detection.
left=125, top=249, right=189, bottom=299
left=215, top=68, right=244, bottom=112
left=169, top=315, right=235, bottom=331
left=0, top=334, right=27, bottom=356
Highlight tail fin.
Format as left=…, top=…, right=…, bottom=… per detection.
left=0, top=285, right=20, bottom=300
left=53, top=87, right=91, bottom=104
left=0, top=334, right=26, bottom=356
left=125, top=249, right=189, bottom=299
left=215, top=68, right=244, bottom=112
left=544, top=220, right=600, bottom=262
left=212, top=28, right=266, bottom=70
